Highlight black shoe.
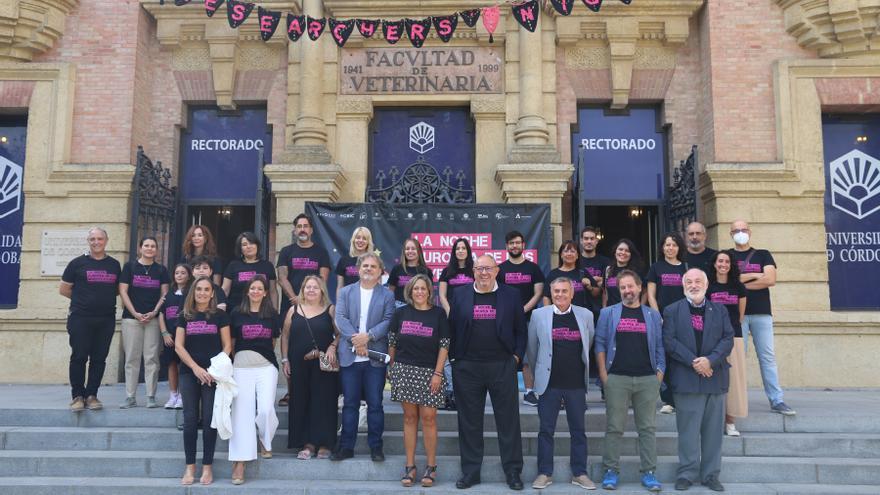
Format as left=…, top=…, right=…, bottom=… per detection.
left=370, top=447, right=385, bottom=462
left=444, top=393, right=457, bottom=411
left=330, top=448, right=354, bottom=461
left=523, top=391, right=538, bottom=406
left=506, top=472, right=524, bottom=491
left=702, top=475, right=724, bottom=492
left=455, top=474, right=480, bottom=489
left=675, top=478, right=692, bottom=490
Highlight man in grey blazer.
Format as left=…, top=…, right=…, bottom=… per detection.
left=662, top=268, right=733, bottom=492
left=526, top=277, right=596, bottom=490
left=332, top=253, right=396, bottom=462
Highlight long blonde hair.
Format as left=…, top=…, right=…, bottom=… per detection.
left=349, top=226, right=375, bottom=257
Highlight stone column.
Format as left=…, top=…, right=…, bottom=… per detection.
left=510, top=18, right=559, bottom=163
left=335, top=96, right=373, bottom=202
left=471, top=95, right=506, bottom=202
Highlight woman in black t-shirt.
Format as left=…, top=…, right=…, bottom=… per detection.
left=119, top=237, right=171, bottom=409
left=281, top=275, right=340, bottom=460
left=438, top=238, right=475, bottom=314
left=542, top=240, right=596, bottom=313
left=222, top=232, right=278, bottom=312
left=388, top=274, right=450, bottom=487
left=388, top=238, right=433, bottom=305
left=175, top=277, right=232, bottom=486
left=159, top=263, right=192, bottom=409
left=604, top=238, right=645, bottom=308
left=229, top=276, right=281, bottom=484
left=335, top=226, right=375, bottom=300
left=647, top=232, right=688, bottom=314
left=181, top=224, right=223, bottom=285
left=707, top=250, right=749, bottom=437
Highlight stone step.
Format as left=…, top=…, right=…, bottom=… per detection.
left=3, top=477, right=880, bottom=495
left=3, top=427, right=878, bottom=459
left=1, top=451, right=879, bottom=485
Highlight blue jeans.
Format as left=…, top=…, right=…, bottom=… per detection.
left=537, top=388, right=587, bottom=477
left=339, top=361, right=386, bottom=450
left=741, top=314, right=784, bottom=405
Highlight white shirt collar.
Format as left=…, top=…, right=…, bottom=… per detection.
left=552, top=304, right=573, bottom=315
left=473, top=281, right=499, bottom=294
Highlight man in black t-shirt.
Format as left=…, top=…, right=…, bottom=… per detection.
left=685, top=222, right=716, bottom=273
left=496, top=231, right=545, bottom=407
left=448, top=255, right=526, bottom=491
left=729, top=220, right=794, bottom=416
left=579, top=227, right=610, bottom=316
left=277, top=214, right=331, bottom=315
left=59, top=227, right=121, bottom=413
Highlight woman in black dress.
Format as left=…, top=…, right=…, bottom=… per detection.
left=281, top=275, right=339, bottom=460
left=388, top=274, right=450, bottom=487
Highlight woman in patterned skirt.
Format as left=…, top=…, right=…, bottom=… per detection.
left=388, top=274, right=450, bottom=487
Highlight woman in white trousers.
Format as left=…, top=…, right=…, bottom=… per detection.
left=228, top=275, right=281, bottom=484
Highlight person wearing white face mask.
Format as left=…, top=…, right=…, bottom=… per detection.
left=728, top=220, right=795, bottom=416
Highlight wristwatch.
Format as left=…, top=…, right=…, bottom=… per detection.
left=281, top=358, right=289, bottom=364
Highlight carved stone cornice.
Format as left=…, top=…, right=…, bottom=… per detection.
left=555, top=0, right=702, bottom=108
left=776, top=0, right=880, bottom=58
left=0, top=0, right=79, bottom=62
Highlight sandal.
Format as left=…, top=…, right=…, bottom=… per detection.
left=421, top=465, right=437, bottom=487
left=278, top=393, right=289, bottom=407
left=401, top=465, right=417, bottom=487
left=296, top=448, right=315, bottom=460
left=316, top=448, right=331, bottom=459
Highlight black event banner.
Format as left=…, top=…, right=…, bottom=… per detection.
left=305, top=202, right=551, bottom=296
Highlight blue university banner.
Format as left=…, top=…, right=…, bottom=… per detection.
left=0, top=118, right=27, bottom=309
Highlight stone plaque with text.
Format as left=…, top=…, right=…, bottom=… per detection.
left=340, top=47, right=504, bottom=95
left=41, top=230, right=89, bottom=276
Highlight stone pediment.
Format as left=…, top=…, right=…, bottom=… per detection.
left=776, top=0, right=880, bottom=58
left=0, top=0, right=79, bottom=62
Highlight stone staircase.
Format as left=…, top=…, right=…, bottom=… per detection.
left=0, top=385, right=878, bottom=494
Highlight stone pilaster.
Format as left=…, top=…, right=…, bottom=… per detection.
left=335, top=96, right=372, bottom=202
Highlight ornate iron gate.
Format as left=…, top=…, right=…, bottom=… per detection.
left=366, top=156, right=474, bottom=204
left=665, top=145, right=698, bottom=233
left=129, top=146, right=177, bottom=263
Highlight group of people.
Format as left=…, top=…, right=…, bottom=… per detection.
left=59, top=215, right=793, bottom=491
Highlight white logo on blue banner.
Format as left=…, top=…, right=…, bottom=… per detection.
left=409, top=122, right=435, bottom=154
left=830, top=149, right=880, bottom=220
left=0, top=156, right=23, bottom=220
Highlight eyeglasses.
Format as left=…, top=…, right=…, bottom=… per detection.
left=730, top=228, right=749, bottom=234
left=474, top=266, right=495, bottom=273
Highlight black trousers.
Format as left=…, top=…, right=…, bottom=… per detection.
left=179, top=372, right=218, bottom=465
left=67, top=314, right=116, bottom=399
left=289, top=359, right=339, bottom=449
left=453, top=357, right=524, bottom=478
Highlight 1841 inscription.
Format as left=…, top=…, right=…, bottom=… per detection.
left=340, top=47, right=503, bottom=95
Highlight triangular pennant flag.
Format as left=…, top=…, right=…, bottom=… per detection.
left=258, top=7, right=281, bottom=41
left=581, top=0, right=603, bottom=12
left=619, top=0, right=632, bottom=3
left=329, top=18, right=355, bottom=47
left=482, top=6, right=500, bottom=43
left=550, top=0, right=574, bottom=16
left=512, top=0, right=539, bottom=32
left=382, top=20, right=404, bottom=44
left=357, top=19, right=379, bottom=38
left=287, top=14, right=306, bottom=41
left=307, top=16, right=326, bottom=40
left=204, top=0, right=223, bottom=17
left=432, top=14, right=458, bottom=43
left=225, top=0, right=254, bottom=29
left=405, top=18, right=431, bottom=48
left=174, top=0, right=193, bottom=6
left=460, top=9, right=481, bottom=28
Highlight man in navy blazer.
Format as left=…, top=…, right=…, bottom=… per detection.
left=448, top=254, right=526, bottom=490
left=663, top=268, right=733, bottom=492
left=332, top=253, right=396, bottom=462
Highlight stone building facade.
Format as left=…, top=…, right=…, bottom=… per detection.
left=0, top=0, right=878, bottom=387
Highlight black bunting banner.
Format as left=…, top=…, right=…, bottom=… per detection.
left=432, top=14, right=458, bottom=43
left=307, top=16, right=326, bottom=40
left=174, top=0, right=193, bottom=5
left=405, top=18, right=431, bottom=48
left=550, top=0, right=574, bottom=16
left=582, top=0, right=603, bottom=13
left=512, top=0, right=539, bottom=32
left=329, top=18, right=355, bottom=47
left=286, top=14, right=305, bottom=41
left=619, top=0, right=632, bottom=3
left=257, top=7, right=281, bottom=41
left=204, top=0, right=224, bottom=18
left=382, top=20, right=405, bottom=44
left=226, top=0, right=254, bottom=29
left=357, top=19, right=379, bottom=38
left=459, top=9, right=481, bottom=28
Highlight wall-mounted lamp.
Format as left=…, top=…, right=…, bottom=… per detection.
left=629, top=207, right=642, bottom=218
left=218, top=207, right=232, bottom=220
left=855, top=135, right=868, bottom=144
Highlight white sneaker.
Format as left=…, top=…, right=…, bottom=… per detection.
left=725, top=423, right=740, bottom=436
left=173, top=394, right=183, bottom=410
left=164, top=394, right=177, bottom=409
left=659, top=404, right=675, bottom=414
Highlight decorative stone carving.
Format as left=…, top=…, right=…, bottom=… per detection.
left=0, top=0, right=80, bottom=62
left=776, top=0, right=880, bottom=58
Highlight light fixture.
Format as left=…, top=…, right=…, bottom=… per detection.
left=629, top=207, right=642, bottom=218
left=218, top=207, right=232, bottom=219
left=855, top=135, right=868, bottom=144
left=0, top=136, right=7, bottom=144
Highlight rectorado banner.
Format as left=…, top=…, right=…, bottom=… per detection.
left=305, top=202, right=551, bottom=298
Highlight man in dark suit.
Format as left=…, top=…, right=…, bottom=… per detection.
left=662, top=268, right=734, bottom=492
left=448, top=254, right=526, bottom=490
